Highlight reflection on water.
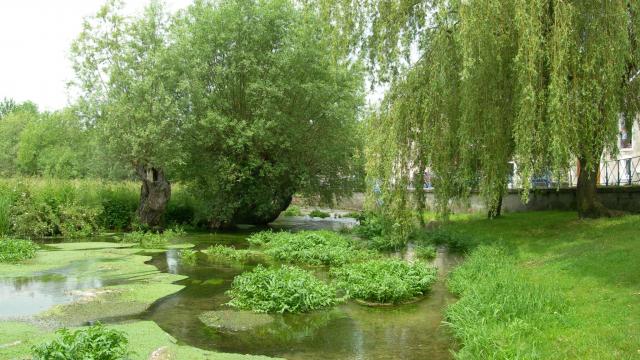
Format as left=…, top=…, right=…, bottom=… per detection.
left=140, top=217, right=460, bottom=360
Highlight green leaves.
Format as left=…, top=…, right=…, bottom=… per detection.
left=32, top=323, right=130, bottom=360
left=0, top=238, right=37, bottom=263
left=226, top=265, right=339, bottom=313
left=330, top=259, right=437, bottom=304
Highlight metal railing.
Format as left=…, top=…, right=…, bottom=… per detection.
left=599, top=156, right=640, bottom=187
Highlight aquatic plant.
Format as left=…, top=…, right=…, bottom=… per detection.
left=203, top=245, right=258, bottom=263
left=309, top=209, right=331, bottom=219
left=252, top=230, right=376, bottom=266
left=180, top=249, right=198, bottom=265
left=121, top=228, right=184, bottom=249
left=331, top=259, right=437, bottom=304
left=0, top=238, right=37, bottom=263
left=32, top=322, right=129, bottom=360
left=415, top=245, right=437, bottom=260
left=282, top=205, right=303, bottom=217
left=226, top=265, right=338, bottom=313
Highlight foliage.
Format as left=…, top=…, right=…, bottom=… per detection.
left=32, top=323, right=129, bottom=360
left=226, top=265, right=338, bottom=313
left=319, top=0, right=640, bottom=218
left=415, top=244, right=437, bottom=261
left=0, top=238, right=37, bottom=263
left=173, top=0, right=365, bottom=226
left=331, top=259, right=437, bottom=304
left=353, top=212, right=385, bottom=239
left=98, top=185, right=138, bottom=230
left=251, top=230, right=376, bottom=266
left=57, top=203, right=102, bottom=238
left=203, top=245, right=258, bottom=263
left=282, top=205, right=303, bottom=217
left=121, top=228, right=184, bottom=249
left=308, top=209, right=330, bottom=219
left=446, top=245, right=567, bottom=359
left=343, top=211, right=365, bottom=221
left=179, top=249, right=198, bottom=265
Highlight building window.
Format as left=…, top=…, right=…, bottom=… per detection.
left=620, top=116, right=632, bottom=149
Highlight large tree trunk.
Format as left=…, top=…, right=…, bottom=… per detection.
left=135, top=164, right=171, bottom=230
left=576, top=157, right=609, bottom=219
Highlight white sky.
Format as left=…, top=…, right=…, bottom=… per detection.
left=0, top=0, right=191, bottom=112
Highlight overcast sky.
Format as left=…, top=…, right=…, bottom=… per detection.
left=0, top=0, right=191, bottom=112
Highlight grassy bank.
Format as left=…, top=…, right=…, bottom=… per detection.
left=0, top=178, right=201, bottom=237
left=442, top=211, right=640, bottom=359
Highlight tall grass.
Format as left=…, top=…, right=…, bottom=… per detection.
left=446, top=245, right=567, bottom=359
left=0, top=178, right=198, bottom=237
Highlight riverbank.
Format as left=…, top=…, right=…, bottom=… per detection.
left=440, top=211, right=640, bottom=359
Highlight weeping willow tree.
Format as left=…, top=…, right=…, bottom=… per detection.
left=317, top=0, right=640, bottom=219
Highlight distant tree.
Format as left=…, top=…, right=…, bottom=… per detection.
left=0, top=111, right=36, bottom=176
left=71, top=0, right=186, bottom=229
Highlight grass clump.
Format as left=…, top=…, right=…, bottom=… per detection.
left=282, top=205, right=303, bottom=217
left=203, top=245, right=258, bottom=263
left=226, top=265, right=338, bottom=313
left=446, top=245, right=567, bottom=359
left=0, top=238, right=37, bottom=263
left=179, top=249, right=198, bottom=265
left=308, top=209, right=330, bottom=219
left=251, top=230, right=375, bottom=266
left=415, top=244, right=437, bottom=260
left=32, top=322, right=129, bottom=360
left=331, top=259, right=437, bottom=305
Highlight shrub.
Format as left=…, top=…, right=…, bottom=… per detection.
left=415, top=244, right=437, bottom=260
left=353, top=212, right=386, bottom=239
left=10, top=191, right=58, bottom=238
left=203, top=245, right=258, bottom=262
left=57, top=203, right=102, bottom=238
left=446, top=246, right=566, bottom=359
left=368, top=235, right=406, bottom=251
left=282, top=205, right=302, bottom=217
left=252, top=230, right=376, bottom=266
left=308, top=209, right=330, bottom=219
left=98, top=186, right=137, bottom=230
left=226, top=265, right=338, bottom=313
left=0, top=238, right=37, bottom=263
left=32, top=323, right=129, bottom=360
left=331, top=259, right=438, bottom=304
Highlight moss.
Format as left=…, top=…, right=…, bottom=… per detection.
left=199, top=310, right=274, bottom=332
left=0, top=321, right=278, bottom=359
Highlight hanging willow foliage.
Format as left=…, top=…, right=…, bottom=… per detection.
left=316, top=0, right=640, bottom=219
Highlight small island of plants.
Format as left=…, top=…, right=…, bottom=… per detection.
left=226, top=265, right=339, bottom=313
left=331, top=259, right=438, bottom=305
left=0, top=237, right=37, bottom=263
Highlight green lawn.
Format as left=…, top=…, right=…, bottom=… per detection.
left=442, top=211, right=640, bottom=359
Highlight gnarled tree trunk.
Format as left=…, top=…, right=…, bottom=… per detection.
left=135, top=164, right=171, bottom=230
left=576, top=157, right=609, bottom=219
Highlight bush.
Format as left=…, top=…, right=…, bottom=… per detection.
left=309, top=209, right=330, bottom=219
left=10, top=191, right=58, bottom=238
left=57, top=203, right=102, bottom=238
left=331, top=259, right=437, bottom=304
left=226, top=265, right=338, bottom=313
left=0, top=238, right=37, bottom=263
left=353, top=212, right=386, bottom=239
left=252, top=230, right=376, bottom=266
left=282, top=205, right=302, bottom=217
left=368, top=235, right=406, bottom=251
left=203, top=245, right=259, bottom=263
left=98, top=186, right=137, bottom=230
left=415, top=244, right=437, bottom=260
left=32, top=323, right=129, bottom=360
left=446, top=246, right=566, bottom=359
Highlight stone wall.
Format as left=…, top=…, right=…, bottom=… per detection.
left=296, top=186, right=640, bottom=214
